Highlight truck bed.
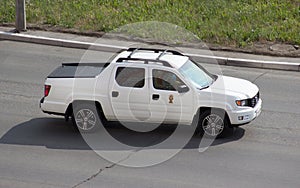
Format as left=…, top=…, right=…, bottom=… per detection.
left=48, top=63, right=109, bottom=78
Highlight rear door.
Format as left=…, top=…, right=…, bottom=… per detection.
left=109, top=65, right=150, bottom=122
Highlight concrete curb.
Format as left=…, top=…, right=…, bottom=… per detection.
left=186, top=54, right=300, bottom=71
left=0, top=31, right=299, bottom=71
left=0, top=31, right=126, bottom=53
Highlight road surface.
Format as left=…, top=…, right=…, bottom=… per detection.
left=0, top=40, right=299, bottom=188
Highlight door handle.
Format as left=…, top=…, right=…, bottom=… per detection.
left=112, top=91, right=119, bottom=97
left=152, top=94, right=160, bottom=100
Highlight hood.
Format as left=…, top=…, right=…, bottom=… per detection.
left=209, top=75, right=258, bottom=99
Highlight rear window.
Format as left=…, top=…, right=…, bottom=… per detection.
left=115, top=67, right=145, bottom=88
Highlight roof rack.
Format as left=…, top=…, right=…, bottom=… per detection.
left=156, top=49, right=169, bottom=60
left=62, top=63, right=110, bottom=67
left=116, top=57, right=172, bottom=68
left=127, top=48, right=184, bottom=56
left=128, top=48, right=139, bottom=58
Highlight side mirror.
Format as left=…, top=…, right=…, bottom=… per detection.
left=177, top=85, right=189, bottom=93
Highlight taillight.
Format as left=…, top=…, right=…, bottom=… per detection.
left=44, top=85, right=51, bottom=97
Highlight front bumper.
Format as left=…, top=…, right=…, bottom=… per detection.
left=228, top=99, right=262, bottom=125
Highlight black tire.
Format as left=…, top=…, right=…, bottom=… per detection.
left=72, top=102, right=102, bottom=133
left=198, top=110, right=233, bottom=138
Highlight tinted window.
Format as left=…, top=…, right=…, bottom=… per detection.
left=115, top=67, right=145, bottom=88
left=152, top=69, right=185, bottom=91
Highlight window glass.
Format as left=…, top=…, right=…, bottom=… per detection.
left=178, top=60, right=214, bottom=89
left=115, top=67, right=145, bottom=88
left=152, top=69, right=185, bottom=91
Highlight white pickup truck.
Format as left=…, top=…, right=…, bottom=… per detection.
left=40, top=48, right=262, bottom=137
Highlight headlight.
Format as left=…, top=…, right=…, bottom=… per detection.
left=236, top=99, right=248, bottom=106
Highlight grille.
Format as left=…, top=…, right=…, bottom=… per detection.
left=249, top=92, right=259, bottom=107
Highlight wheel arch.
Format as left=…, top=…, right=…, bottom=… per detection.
left=197, top=106, right=231, bottom=125
left=64, top=100, right=105, bottom=119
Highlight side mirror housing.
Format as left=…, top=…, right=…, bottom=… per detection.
left=177, top=85, right=189, bottom=93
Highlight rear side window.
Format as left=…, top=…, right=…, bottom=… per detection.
left=115, top=67, right=145, bottom=88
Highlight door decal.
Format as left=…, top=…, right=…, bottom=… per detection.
left=169, top=95, right=174, bottom=104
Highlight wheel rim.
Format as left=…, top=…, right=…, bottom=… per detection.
left=202, top=114, right=224, bottom=136
left=75, top=109, right=97, bottom=131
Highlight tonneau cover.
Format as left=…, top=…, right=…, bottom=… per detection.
left=48, top=63, right=109, bottom=78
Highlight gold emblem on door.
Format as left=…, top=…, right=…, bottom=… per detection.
left=169, top=95, right=174, bottom=104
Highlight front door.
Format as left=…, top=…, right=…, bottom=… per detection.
left=148, top=68, right=195, bottom=125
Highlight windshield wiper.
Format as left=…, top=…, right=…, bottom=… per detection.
left=199, top=85, right=210, bottom=90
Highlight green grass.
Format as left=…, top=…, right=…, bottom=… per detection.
left=1, top=0, right=299, bottom=47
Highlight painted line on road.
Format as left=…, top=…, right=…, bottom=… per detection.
left=0, top=31, right=299, bottom=71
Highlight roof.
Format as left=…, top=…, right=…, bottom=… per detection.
left=114, top=50, right=189, bottom=69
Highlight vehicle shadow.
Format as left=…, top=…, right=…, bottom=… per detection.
left=0, top=118, right=245, bottom=150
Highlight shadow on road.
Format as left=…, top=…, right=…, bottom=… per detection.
left=0, top=118, right=245, bottom=150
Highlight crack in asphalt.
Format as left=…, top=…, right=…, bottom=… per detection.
left=71, top=137, right=159, bottom=188
left=71, top=151, right=137, bottom=188
left=71, top=163, right=114, bottom=188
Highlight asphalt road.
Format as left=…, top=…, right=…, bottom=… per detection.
left=0, top=40, right=299, bottom=188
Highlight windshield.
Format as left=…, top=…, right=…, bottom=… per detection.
left=178, top=60, right=214, bottom=89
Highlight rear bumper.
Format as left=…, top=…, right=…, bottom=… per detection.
left=39, top=97, right=44, bottom=108
left=228, top=99, right=262, bottom=126
left=40, top=97, right=67, bottom=116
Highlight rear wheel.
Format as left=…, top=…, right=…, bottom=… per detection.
left=72, top=103, right=102, bottom=133
left=198, top=110, right=233, bottom=138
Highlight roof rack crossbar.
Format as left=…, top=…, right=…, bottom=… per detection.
left=128, top=48, right=139, bottom=58
left=116, top=57, right=172, bottom=67
left=156, top=49, right=168, bottom=60
left=127, top=48, right=184, bottom=56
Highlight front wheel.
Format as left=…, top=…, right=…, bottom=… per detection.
left=72, top=103, right=102, bottom=133
left=198, top=110, right=233, bottom=138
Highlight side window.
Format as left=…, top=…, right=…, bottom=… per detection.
left=152, top=69, right=185, bottom=91
left=115, top=67, right=145, bottom=88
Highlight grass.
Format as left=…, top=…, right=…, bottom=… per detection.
left=0, top=0, right=299, bottom=47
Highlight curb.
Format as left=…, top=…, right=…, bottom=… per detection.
left=0, top=31, right=299, bottom=71
left=186, top=54, right=300, bottom=71
left=0, top=31, right=126, bottom=53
